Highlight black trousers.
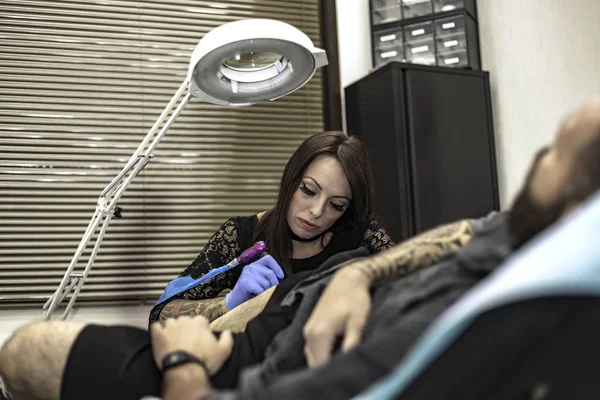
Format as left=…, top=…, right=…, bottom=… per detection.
left=62, top=249, right=367, bottom=400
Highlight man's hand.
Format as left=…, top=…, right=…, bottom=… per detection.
left=303, top=220, right=474, bottom=368
left=303, top=266, right=372, bottom=368
left=150, top=315, right=234, bottom=376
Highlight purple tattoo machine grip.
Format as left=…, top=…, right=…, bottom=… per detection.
left=155, top=241, right=269, bottom=305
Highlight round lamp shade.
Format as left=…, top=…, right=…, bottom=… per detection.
left=187, top=19, right=328, bottom=106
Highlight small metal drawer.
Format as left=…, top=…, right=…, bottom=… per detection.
left=434, top=15, right=466, bottom=36
left=435, top=31, right=467, bottom=52
left=401, top=0, right=433, bottom=19
left=405, top=38, right=435, bottom=65
left=374, top=44, right=405, bottom=67
left=433, top=0, right=465, bottom=13
left=436, top=48, right=469, bottom=68
left=404, top=21, right=434, bottom=43
left=373, top=27, right=404, bottom=50
left=372, top=0, right=402, bottom=25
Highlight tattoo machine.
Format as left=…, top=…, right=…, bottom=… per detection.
left=155, top=241, right=269, bottom=306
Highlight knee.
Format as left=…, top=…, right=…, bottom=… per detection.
left=0, top=321, right=86, bottom=400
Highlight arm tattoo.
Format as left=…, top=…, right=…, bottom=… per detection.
left=159, top=295, right=229, bottom=323
left=350, top=220, right=473, bottom=284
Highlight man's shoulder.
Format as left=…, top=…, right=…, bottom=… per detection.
left=458, top=210, right=514, bottom=272
left=467, top=211, right=509, bottom=235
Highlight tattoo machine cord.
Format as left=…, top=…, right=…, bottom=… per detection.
left=155, top=241, right=269, bottom=306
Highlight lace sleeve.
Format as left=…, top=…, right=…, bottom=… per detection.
left=360, top=221, right=395, bottom=253
left=181, top=219, right=239, bottom=278
left=175, top=218, right=244, bottom=301
left=149, top=217, right=255, bottom=324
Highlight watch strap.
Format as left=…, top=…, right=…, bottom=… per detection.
left=161, top=350, right=207, bottom=373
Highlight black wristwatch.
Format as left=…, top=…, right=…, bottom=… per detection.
left=161, top=350, right=207, bottom=373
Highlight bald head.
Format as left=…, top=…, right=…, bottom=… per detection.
left=561, top=97, right=600, bottom=136
left=552, top=98, right=600, bottom=199
left=509, top=97, right=600, bottom=246
left=557, top=97, right=600, bottom=160
left=0, top=321, right=86, bottom=400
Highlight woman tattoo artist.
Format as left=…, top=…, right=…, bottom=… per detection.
left=149, top=131, right=394, bottom=324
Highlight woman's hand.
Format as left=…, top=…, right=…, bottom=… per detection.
left=150, top=315, right=233, bottom=376
left=225, top=255, right=284, bottom=309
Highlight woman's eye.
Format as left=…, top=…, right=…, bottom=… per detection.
left=331, top=203, right=346, bottom=212
left=300, top=183, right=315, bottom=196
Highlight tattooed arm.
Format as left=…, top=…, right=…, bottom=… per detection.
left=351, top=219, right=473, bottom=284
left=158, top=294, right=230, bottom=323
left=209, top=286, right=277, bottom=332
left=303, top=220, right=473, bottom=367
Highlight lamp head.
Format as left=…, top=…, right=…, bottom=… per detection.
left=187, top=19, right=328, bottom=106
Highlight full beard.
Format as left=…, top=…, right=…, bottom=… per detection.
left=508, top=184, right=565, bottom=248
left=508, top=147, right=566, bottom=248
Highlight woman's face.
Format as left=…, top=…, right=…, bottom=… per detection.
left=286, top=154, right=353, bottom=240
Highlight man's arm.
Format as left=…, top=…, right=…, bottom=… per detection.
left=150, top=316, right=234, bottom=400
left=162, top=364, right=212, bottom=400
left=303, top=220, right=473, bottom=367
left=350, top=220, right=473, bottom=284
left=209, top=286, right=276, bottom=332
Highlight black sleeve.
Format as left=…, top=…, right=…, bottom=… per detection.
left=210, top=271, right=311, bottom=389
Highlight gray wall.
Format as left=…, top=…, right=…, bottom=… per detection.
left=477, top=0, right=600, bottom=207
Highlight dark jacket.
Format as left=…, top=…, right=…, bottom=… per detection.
left=213, top=212, right=513, bottom=400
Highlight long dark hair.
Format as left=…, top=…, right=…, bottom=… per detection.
left=254, top=131, right=375, bottom=275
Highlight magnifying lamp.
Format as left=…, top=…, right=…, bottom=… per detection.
left=43, top=18, right=328, bottom=320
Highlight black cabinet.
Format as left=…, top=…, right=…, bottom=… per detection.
left=345, top=62, right=499, bottom=242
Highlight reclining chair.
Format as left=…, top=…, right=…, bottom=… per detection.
left=356, top=190, right=600, bottom=400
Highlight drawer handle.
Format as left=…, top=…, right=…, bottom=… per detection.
left=380, top=34, right=397, bottom=42
left=381, top=50, right=399, bottom=59
left=411, top=45, right=430, bottom=53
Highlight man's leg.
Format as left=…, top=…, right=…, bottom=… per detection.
left=209, top=286, right=276, bottom=333
left=0, top=320, right=86, bottom=400
left=0, top=321, right=161, bottom=400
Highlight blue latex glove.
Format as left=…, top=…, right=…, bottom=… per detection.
left=225, top=255, right=284, bottom=310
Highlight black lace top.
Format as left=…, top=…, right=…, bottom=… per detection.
left=160, top=215, right=393, bottom=303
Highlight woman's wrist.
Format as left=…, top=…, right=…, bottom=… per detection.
left=224, top=292, right=233, bottom=310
